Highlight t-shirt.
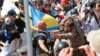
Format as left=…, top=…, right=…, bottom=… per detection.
left=34, top=32, right=48, bottom=55
left=15, top=13, right=25, bottom=34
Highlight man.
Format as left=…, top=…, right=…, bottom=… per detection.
left=82, top=0, right=100, bottom=35
left=53, top=17, right=86, bottom=56
left=60, top=0, right=72, bottom=14
left=16, top=21, right=52, bottom=56
left=15, top=0, right=25, bottom=34
left=55, top=17, right=86, bottom=48
left=0, top=21, right=22, bottom=56
left=58, top=29, right=100, bottom=56
left=33, top=21, right=52, bottom=56
left=1, top=9, right=17, bottom=30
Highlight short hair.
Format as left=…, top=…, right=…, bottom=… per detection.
left=37, top=21, right=46, bottom=29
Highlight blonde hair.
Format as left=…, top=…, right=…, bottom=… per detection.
left=87, top=29, right=100, bottom=54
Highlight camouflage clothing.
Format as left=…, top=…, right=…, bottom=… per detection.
left=61, top=18, right=86, bottom=49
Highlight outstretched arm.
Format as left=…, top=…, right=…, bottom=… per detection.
left=38, top=40, right=48, bottom=53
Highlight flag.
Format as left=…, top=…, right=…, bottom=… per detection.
left=29, top=1, right=59, bottom=31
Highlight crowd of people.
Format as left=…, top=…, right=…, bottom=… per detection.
left=0, top=0, right=100, bottom=56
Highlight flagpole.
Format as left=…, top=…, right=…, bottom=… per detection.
left=24, top=0, right=33, bottom=56
left=0, top=7, right=1, bottom=16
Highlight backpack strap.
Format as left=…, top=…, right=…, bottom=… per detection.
left=38, top=33, right=47, bottom=38
left=84, top=11, right=92, bottom=24
left=85, top=9, right=100, bottom=28
left=92, top=11, right=100, bottom=28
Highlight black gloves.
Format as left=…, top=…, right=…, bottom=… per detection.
left=46, top=50, right=53, bottom=56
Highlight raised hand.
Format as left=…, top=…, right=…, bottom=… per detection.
left=79, top=45, right=96, bottom=56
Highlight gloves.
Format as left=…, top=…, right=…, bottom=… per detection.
left=46, top=50, right=53, bottom=56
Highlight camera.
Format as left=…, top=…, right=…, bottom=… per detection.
left=73, top=48, right=86, bottom=56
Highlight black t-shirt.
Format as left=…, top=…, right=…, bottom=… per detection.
left=35, top=32, right=48, bottom=55
left=15, top=17, right=25, bottom=34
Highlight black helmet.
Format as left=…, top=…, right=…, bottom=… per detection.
left=70, top=8, right=79, bottom=16
left=56, top=41, right=69, bottom=53
left=2, top=21, right=16, bottom=31
left=7, top=10, right=17, bottom=16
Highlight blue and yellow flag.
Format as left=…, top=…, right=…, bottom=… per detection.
left=29, top=2, right=59, bottom=31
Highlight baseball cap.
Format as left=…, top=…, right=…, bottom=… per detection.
left=7, top=10, right=17, bottom=16
left=61, top=0, right=69, bottom=4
